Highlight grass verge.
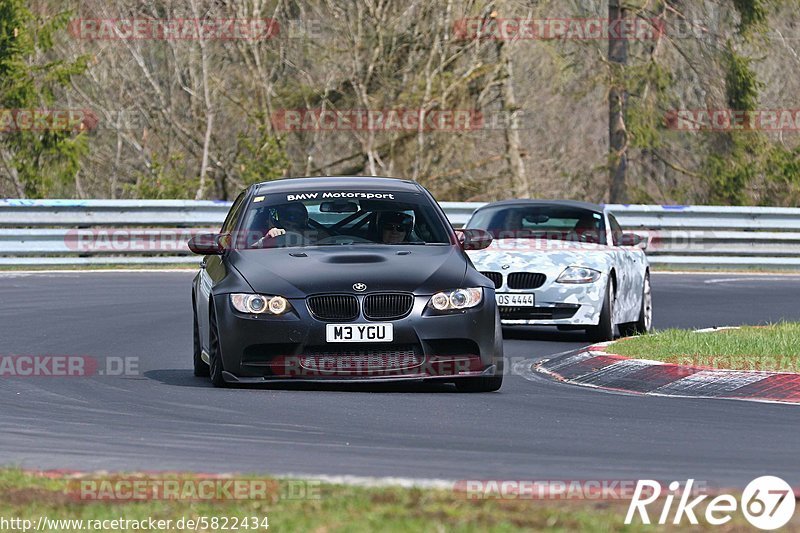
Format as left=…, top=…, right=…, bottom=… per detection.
left=0, top=469, right=778, bottom=532
left=612, top=323, right=800, bottom=372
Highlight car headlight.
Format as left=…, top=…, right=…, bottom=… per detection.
left=428, top=288, right=483, bottom=311
left=230, top=293, right=290, bottom=315
left=556, top=266, right=601, bottom=284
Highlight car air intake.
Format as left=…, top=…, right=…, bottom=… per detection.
left=507, top=272, right=546, bottom=289
left=363, top=293, right=414, bottom=320
left=499, top=304, right=579, bottom=320
left=302, top=345, right=421, bottom=372
left=480, top=271, right=503, bottom=289
left=307, top=295, right=359, bottom=321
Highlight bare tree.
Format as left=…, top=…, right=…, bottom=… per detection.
left=608, top=0, right=628, bottom=203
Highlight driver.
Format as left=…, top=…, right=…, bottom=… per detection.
left=377, top=211, right=413, bottom=243
left=255, top=202, right=325, bottom=247
left=263, top=202, right=311, bottom=239
left=572, top=214, right=600, bottom=244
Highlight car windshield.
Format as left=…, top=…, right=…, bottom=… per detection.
left=466, top=205, right=606, bottom=244
left=236, top=191, right=451, bottom=249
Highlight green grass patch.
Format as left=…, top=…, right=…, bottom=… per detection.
left=612, top=323, right=800, bottom=372
left=0, top=468, right=775, bottom=532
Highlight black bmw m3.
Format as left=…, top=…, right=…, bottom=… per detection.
left=189, top=176, right=503, bottom=392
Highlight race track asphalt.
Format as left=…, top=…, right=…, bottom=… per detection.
left=0, top=271, right=798, bottom=487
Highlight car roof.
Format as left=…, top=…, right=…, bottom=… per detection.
left=254, top=176, right=423, bottom=195
left=473, top=199, right=605, bottom=213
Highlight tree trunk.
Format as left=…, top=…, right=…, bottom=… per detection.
left=497, top=39, right=530, bottom=198
left=192, top=0, right=215, bottom=200
left=608, top=0, right=628, bottom=203
left=0, top=148, right=25, bottom=198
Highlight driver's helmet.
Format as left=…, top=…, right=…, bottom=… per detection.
left=272, top=202, right=309, bottom=229
left=377, top=211, right=414, bottom=239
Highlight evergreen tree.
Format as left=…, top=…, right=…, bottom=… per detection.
left=0, top=0, right=88, bottom=198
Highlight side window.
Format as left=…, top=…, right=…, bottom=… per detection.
left=221, top=192, right=247, bottom=234
left=608, top=214, right=623, bottom=246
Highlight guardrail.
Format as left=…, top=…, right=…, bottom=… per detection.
left=610, top=205, right=800, bottom=268
left=0, top=199, right=796, bottom=268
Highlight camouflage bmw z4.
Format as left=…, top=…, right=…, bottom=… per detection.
left=188, top=176, right=504, bottom=391
left=464, top=200, right=652, bottom=341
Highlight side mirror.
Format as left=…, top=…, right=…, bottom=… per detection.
left=188, top=233, right=226, bottom=255
left=619, top=233, right=647, bottom=249
left=457, top=228, right=493, bottom=251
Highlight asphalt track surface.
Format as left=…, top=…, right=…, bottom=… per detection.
left=0, top=271, right=799, bottom=487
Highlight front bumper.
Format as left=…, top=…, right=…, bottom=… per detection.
left=221, top=365, right=499, bottom=384
left=213, top=293, right=500, bottom=381
left=495, top=274, right=607, bottom=326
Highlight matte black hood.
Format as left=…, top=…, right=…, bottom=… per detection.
left=229, top=245, right=469, bottom=297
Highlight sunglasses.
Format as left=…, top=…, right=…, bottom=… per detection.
left=382, top=223, right=408, bottom=232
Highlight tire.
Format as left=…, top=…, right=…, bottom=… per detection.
left=586, top=279, right=615, bottom=342
left=208, top=304, right=227, bottom=388
left=193, top=305, right=210, bottom=377
left=619, top=273, right=653, bottom=337
left=455, top=313, right=503, bottom=392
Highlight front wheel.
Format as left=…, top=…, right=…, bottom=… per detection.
left=208, top=304, right=227, bottom=388
left=193, top=305, right=210, bottom=377
left=586, top=280, right=615, bottom=342
left=619, top=273, right=653, bottom=337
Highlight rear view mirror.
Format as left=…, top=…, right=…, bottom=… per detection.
left=523, top=214, right=550, bottom=224
left=320, top=201, right=359, bottom=213
left=188, top=233, right=226, bottom=255
left=457, top=229, right=493, bottom=251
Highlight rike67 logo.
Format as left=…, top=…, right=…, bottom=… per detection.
left=626, top=476, right=795, bottom=530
